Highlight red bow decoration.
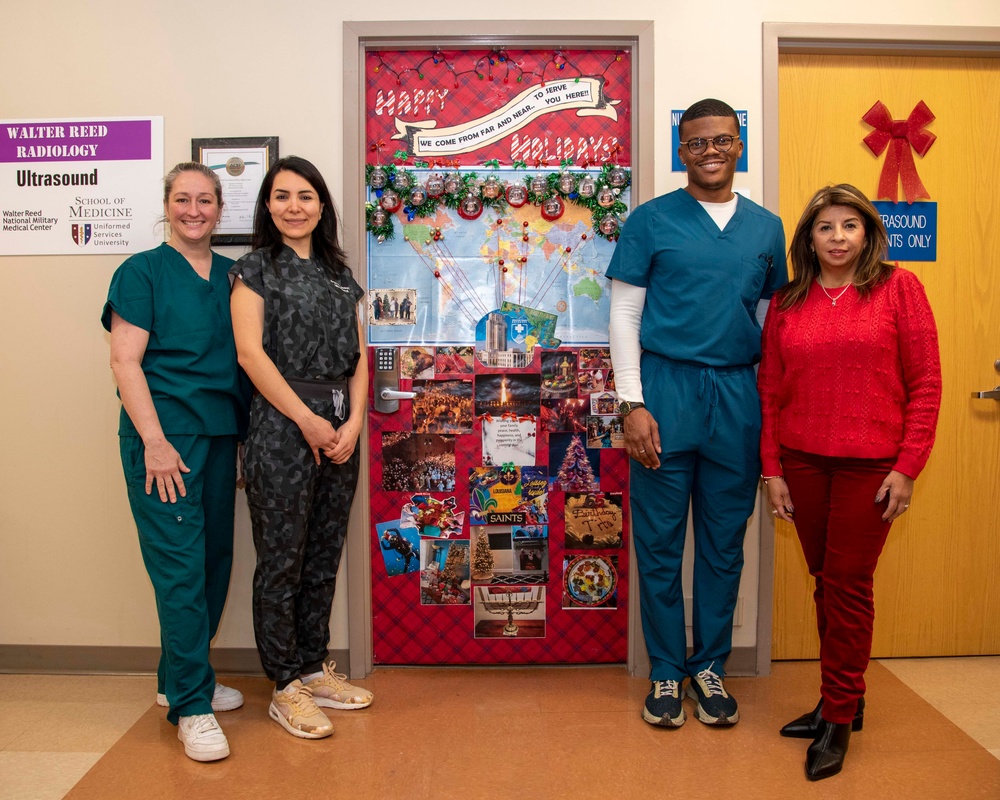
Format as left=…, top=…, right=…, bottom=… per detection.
left=862, top=101, right=936, bottom=204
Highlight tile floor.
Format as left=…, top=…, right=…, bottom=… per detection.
left=1, top=657, right=997, bottom=800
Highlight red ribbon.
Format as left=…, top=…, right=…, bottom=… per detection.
left=862, top=101, right=936, bottom=204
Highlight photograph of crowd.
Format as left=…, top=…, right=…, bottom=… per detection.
left=412, top=379, right=474, bottom=434
left=381, top=431, right=457, bottom=492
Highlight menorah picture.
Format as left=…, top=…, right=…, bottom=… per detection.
left=474, top=586, right=546, bottom=638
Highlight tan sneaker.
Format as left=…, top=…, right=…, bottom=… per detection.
left=268, top=680, right=334, bottom=739
left=177, top=713, right=230, bottom=762
left=303, top=661, right=374, bottom=710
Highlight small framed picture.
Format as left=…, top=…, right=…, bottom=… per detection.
left=191, top=136, right=278, bottom=245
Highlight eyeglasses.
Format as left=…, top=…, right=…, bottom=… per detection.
left=679, top=135, right=739, bottom=155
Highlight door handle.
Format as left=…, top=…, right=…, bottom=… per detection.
left=971, top=386, right=1000, bottom=400
left=380, top=388, right=416, bottom=401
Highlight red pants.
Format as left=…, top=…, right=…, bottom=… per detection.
left=782, top=448, right=895, bottom=724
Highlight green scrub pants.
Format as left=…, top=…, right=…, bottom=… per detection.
left=630, top=353, right=761, bottom=681
left=120, top=434, right=237, bottom=724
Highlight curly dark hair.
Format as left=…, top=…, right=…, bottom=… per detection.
left=678, top=98, right=740, bottom=139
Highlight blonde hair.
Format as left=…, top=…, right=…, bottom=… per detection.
left=163, top=161, right=223, bottom=207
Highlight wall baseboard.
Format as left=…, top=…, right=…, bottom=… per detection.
left=0, top=644, right=763, bottom=676
left=0, top=646, right=349, bottom=677
left=725, top=646, right=764, bottom=676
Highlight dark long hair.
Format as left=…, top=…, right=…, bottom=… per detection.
left=251, top=156, right=351, bottom=278
left=780, top=183, right=893, bottom=310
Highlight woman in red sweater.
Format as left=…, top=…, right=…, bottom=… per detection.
left=758, top=184, right=941, bottom=781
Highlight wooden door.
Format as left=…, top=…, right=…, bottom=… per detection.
left=773, top=54, right=1000, bottom=658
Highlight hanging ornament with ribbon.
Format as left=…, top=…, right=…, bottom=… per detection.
left=862, top=100, right=936, bottom=204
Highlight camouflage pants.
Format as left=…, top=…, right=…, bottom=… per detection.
left=243, top=393, right=359, bottom=684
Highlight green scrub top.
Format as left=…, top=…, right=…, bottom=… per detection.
left=607, top=189, right=788, bottom=368
left=102, top=243, right=246, bottom=437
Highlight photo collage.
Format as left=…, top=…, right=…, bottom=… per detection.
left=369, top=344, right=630, bottom=663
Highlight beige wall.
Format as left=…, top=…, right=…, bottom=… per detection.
left=2, top=1, right=998, bottom=657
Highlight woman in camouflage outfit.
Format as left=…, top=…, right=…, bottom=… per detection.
left=231, top=157, right=373, bottom=740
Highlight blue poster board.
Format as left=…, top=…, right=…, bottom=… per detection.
left=873, top=201, right=938, bottom=262
left=671, top=109, right=748, bottom=173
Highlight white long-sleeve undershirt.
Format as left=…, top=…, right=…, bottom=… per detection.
left=609, top=279, right=771, bottom=402
left=608, top=279, right=646, bottom=403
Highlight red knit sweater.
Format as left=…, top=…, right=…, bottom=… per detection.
left=758, top=268, right=941, bottom=479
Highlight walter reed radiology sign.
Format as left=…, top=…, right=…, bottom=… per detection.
left=0, top=116, right=163, bottom=255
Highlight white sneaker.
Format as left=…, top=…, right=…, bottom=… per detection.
left=177, top=713, right=230, bottom=762
left=157, top=682, right=245, bottom=712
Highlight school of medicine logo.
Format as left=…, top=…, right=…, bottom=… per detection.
left=71, top=223, right=92, bottom=247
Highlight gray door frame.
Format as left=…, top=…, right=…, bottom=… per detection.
left=342, top=20, right=655, bottom=678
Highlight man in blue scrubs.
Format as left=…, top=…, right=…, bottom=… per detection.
left=607, top=99, right=787, bottom=727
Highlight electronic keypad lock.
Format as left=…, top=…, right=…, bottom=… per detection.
left=373, top=347, right=415, bottom=413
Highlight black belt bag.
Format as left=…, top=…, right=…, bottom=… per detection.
left=285, top=377, right=349, bottom=420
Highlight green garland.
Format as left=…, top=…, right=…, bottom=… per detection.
left=365, top=163, right=632, bottom=242
left=365, top=202, right=395, bottom=242
left=439, top=171, right=478, bottom=211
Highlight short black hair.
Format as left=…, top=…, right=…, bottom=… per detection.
left=678, top=99, right=740, bottom=138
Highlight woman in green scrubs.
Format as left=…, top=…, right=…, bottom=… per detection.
left=102, top=163, right=248, bottom=763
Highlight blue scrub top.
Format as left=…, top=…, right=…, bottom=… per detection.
left=102, top=243, right=247, bottom=437
left=607, top=189, right=787, bottom=367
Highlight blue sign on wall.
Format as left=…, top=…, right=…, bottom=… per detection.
left=671, top=109, right=748, bottom=173
left=872, top=201, right=938, bottom=262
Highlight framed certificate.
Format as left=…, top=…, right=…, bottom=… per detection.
left=191, top=136, right=278, bottom=245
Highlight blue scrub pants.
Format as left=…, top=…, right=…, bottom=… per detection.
left=630, top=353, right=761, bottom=681
left=121, top=434, right=237, bottom=724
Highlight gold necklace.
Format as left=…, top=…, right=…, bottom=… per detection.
left=816, top=277, right=852, bottom=306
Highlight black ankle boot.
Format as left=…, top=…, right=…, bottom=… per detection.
left=780, top=697, right=864, bottom=739
left=806, top=721, right=851, bottom=781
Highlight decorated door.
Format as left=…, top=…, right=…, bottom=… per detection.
left=361, top=45, right=635, bottom=664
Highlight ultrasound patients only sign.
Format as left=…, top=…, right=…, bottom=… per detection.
left=873, top=201, right=937, bottom=262
left=0, top=116, right=163, bottom=255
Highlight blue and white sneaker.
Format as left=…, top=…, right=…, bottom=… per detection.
left=642, top=679, right=686, bottom=727
left=686, top=666, right=739, bottom=725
